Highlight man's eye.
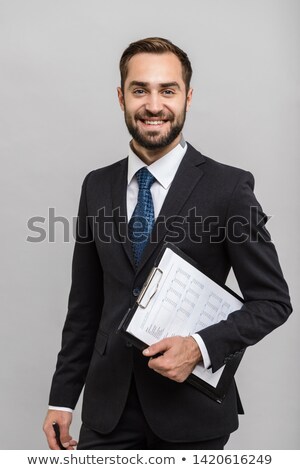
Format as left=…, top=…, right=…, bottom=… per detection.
left=133, top=89, right=146, bottom=95
left=162, top=90, right=175, bottom=95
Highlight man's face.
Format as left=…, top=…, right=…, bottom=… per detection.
left=118, top=53, right=193, bottom=151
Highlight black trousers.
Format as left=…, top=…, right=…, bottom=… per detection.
left=78, top=379, right=230, bottom=450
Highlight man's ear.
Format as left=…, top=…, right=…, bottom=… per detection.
left=117, top=87, right=125, bottom=111
left=186, top=88, right=193, bottom=112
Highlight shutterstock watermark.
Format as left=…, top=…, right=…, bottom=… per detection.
left=26, top=207, right=272, bottom=245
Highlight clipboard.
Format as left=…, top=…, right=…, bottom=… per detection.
left=118, top=242, right=245, bottom=403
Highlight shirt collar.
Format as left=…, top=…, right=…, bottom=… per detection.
left=127, top=136, right=187, bottom=189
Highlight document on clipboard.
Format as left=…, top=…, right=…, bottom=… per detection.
left=119, top=243, right=244, bottom=403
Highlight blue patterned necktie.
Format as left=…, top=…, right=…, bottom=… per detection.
left=128, top=167, right=156, bottom=267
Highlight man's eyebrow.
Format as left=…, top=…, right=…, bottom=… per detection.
left=128, top=81, right=181, bottom=89
left=159, top=82, right=181, bottom=89
left=128, top=81, right=148, bottom=88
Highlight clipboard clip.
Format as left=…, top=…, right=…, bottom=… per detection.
left=137, top=267, right=163, bottom=309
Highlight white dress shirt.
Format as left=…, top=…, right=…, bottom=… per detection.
left=49, top=137, right=211, bottom=412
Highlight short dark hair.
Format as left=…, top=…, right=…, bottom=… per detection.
left=119, top=37, right=192, bottom=93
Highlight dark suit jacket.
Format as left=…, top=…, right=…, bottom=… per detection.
left=49, top=143, right=292, bottom=442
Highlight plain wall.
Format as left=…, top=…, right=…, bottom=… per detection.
left=0, top=0, right=299, bottom=449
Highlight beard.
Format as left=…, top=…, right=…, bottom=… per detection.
left=124, top=104, right=187, bottom=150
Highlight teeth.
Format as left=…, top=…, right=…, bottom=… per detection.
left=144, top=120, right=164, bottom=125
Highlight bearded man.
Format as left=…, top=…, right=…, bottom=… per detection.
left=43, top=37, right=292, bottom=450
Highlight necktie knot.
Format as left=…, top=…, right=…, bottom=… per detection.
left=136, top=167, right=156, bottom=191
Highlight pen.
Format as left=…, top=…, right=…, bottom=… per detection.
left=52, top=422, right=66, bottom=450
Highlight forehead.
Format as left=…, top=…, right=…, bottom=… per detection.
left=125, top=52, right=184, bottom=86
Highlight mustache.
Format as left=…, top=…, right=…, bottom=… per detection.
left=135, top=111, right=173, bottom=120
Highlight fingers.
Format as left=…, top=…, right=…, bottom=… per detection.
left=142, top=337, right=172, bottom=357
left=43, top=420, right=61, bottom=450
left=58, top=422, right=75, bottom=449
left=145, top=337, right=182, bottom=380
left=43, top=410, right=75, bottom=450
left=67, top=439, right=78, bottom=450
left=143, top=336, right=202, bottom=383
left=147, top=353, right=174, bottom=376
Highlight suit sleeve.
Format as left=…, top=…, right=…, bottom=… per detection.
left=49, top=172, right=104, bottom=409
left=199, top=171, right=292, bottom=373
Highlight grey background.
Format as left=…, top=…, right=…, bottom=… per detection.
left=0, top=0, right=299, bottom=450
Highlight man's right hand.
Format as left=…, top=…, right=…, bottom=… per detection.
left=43, top=410, right=77, bottom=450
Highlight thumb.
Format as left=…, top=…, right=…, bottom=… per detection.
left=59, top=423, right=72, bottom=447
left=143, top=338, right=170, bottom=357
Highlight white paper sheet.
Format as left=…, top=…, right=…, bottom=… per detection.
left=127, top=247, right=243, bottom=388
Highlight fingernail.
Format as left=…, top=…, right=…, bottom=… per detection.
left=62, top=442, right=70, bottom=448
left=143, top=348, right=150, bottom=355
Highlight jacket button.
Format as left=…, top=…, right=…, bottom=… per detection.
left=126, top=341, right=132, bottom=348
left=132, top=287, right=140, bottom=297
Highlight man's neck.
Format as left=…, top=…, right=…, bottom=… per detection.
left=130, top=134, right=182, bottom=165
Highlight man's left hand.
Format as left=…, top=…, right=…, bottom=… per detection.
left=142, top=336, right=202, bottom=383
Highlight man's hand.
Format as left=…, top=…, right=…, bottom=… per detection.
left=43, top=410, right=77, bottom=450
left=142, top=336, right=202, bottom=383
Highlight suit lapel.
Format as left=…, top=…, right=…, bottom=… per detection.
left=137, top=144, right=206, bottom=272
left=111, top=158, right=136, bottom=269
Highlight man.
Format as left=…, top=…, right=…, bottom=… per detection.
left=43, top=37, right=292, bottom=450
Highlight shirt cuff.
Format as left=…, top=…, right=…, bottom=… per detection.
left=191, top=334, right=211, bottom=369
left=49, top=405, right=73, bottom=413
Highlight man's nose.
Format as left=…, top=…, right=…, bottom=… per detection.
left=145, top=92, right=163, bottom=115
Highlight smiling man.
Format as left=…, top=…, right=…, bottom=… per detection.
left=43, top=37, right=291, bottom=450
left=119, top=52, right=192, bottom=158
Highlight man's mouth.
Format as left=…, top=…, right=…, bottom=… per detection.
left=144, top=120, right=164, bottom=125
left=138, top=118, right=169, bottom=127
